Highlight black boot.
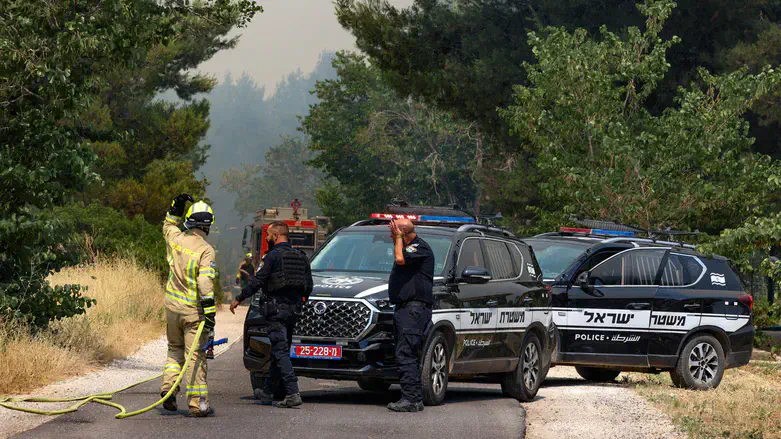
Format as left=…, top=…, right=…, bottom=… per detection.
left=276, top=393, right=303, bottom=408
left=161, top=392, right=177, bottom=412
left=387, top=399, right=424, bottom=412
left=254, top=388, right=273, bottom=406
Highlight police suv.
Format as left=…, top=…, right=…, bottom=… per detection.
left=243, top=206, right=553, bottom=405
left=524, top=223, right=754, bottom=389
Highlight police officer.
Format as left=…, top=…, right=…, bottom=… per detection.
left=236, top=253, right=255, bottom=289
left=387, top=218, right=434, bottom=412
left=229, top=221, right=313, bottom=408
left=160, top=194, right=217, bottom=417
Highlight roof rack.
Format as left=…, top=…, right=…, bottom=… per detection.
left=457, top=224, right=516, bottom=238
left=601, top=237, right=697, bottom=249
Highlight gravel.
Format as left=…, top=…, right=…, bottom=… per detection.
left=0, top=307, right=247, bottom=439
left=524, top=366, right=685, bottom=439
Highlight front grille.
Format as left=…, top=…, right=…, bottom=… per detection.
left=294, top=300, right=372, bottom=339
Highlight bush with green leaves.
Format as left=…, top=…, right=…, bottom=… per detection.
left=0, top=0, right=260, bottom=326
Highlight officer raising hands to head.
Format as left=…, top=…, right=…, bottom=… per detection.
left=387, top=218, right=435, bottom=413
left=230, top=221, right=313, bottom=409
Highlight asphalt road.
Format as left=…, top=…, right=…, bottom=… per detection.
left=15, top=342, right=526, bottom=439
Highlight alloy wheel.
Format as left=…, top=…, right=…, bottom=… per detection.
left=688, top=342, right=718, bottom=384
left=522, top=342, right=540, bottom=390
left=430, top=342, right=447, bottom=395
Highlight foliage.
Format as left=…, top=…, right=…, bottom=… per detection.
left=335, top=0, right=781, bottom=220
left=497, top=0, right=781, bottom=234
left=301, top=52, right=481, bottom=227
left=220, top=137, right=323, bottom=218
left=54, top=203, right=167, bottom=276
left=0, top=0, right=260, bottom=325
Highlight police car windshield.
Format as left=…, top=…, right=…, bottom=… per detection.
left=526, top=239, right=592, bottom=280
left=311, top=229, right=451, bottom=275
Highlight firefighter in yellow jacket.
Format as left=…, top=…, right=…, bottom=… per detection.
left=160, top=193, right=217, bottom=417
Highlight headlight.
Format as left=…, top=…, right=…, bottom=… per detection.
left=370, top=299, right=394, bottom=311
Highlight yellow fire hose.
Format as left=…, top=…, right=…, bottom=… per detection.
left=0, top=321, right=205, bottom=419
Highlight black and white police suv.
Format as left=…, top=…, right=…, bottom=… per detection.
left=523, top=224, right=754, bottom=390
left=243, top=205, right=553, bottom=404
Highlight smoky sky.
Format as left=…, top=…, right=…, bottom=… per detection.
left=198, top=0, right=414, bottom=92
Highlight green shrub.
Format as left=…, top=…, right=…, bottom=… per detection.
left=55, top=203, right=168, bottom=277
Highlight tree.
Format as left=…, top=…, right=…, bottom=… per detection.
left=335, top=0, right=781, bottom=218
left=220, top=137, right=323, bottom=217
left=0, top=0, right=260, bottom=325
left=301, top=52, right=482, bottom=226
left=498, top=0, right=781, bottom=234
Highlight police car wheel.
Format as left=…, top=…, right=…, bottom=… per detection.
left=501, top=333, right=542, bottom=402
left=421, top=332, right=449, bottom=406
left=575, top=366, right=621, bottom=383
left=356, top=378, right=391, bottom=392
left=671, top=334, right=725, bottom=390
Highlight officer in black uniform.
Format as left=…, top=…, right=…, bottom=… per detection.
left=387, top=218, right=434, bottom=412
left=230, top=221, right=313, bottom=408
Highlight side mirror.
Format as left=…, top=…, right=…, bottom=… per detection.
left=575, top=271, right=590, bottom=290
left=461, top=266, right=492, bottom=284
left=242, top=225, right=253, bottom=249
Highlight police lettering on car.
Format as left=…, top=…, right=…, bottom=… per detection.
left=231, top=221, right=313, bottom=408
left=386, top=218, right=434, bottom=412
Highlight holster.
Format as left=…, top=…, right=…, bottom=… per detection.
left=261, top=296, right=278, bottom=318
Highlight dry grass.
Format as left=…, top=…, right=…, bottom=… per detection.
left=0, top=259, right=165, bottom=395
left=627, top=362, right=781, bottom=439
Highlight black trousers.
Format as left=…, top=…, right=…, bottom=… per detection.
left=393, top=304, right=433, bottom=403
left=264, top=302, right=299, bottom=396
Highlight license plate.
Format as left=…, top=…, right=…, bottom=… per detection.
left=290, top=344, right=342, bottom=360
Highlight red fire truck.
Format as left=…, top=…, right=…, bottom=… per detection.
left=241, top=200, right=331, bottom=267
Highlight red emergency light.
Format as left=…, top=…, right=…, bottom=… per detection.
left=370, top=213, right=420, bottom=220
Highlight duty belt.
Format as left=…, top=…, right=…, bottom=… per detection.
left=397, top=300, right=432, bottom=310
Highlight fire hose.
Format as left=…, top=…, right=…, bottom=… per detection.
left=0, top=321, right=226, bottom=419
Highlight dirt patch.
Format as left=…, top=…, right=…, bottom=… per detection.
left=524, top=366, right=684, bottom=439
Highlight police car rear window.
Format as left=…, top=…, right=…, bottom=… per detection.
left=526, top=240, right=591, bottom=279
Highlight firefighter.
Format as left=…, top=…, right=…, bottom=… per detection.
left=230, top=221, right=313, bottom=408
left=236, top=252, right=255, bottom=289
left=160, top=194, right=217, bottom=417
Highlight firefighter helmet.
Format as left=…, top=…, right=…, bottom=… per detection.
left=184, top=201, right=214, bottom=234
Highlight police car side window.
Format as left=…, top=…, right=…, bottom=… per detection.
left=456, top=239, right=486, bottom=275
left=660, top=255, right=685, bottom=286
left=590, top=249, right=666, bottom=286
left=509, top=244, right=524, bottom=277
left=484, top=240, right=515, bottom=280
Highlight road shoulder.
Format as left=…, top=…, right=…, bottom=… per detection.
left=0, top=306, right=246, bottom=439
left=524, top=366, right=684, bottom=439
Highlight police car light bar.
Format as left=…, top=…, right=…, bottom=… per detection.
left=559, top=226, right=635, bottom=237
left=371, top=213, right=420, bottom=220
left=370, top=213, right=476, bottom=223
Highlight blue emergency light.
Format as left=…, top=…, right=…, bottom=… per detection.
left=420, top=215, right=476, bottom=223
left=559, top=227, right=635, bottom=237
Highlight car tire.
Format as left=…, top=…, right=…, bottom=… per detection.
left=501, top=333, right=543, bottom=402
left=421, top=332, right=449, bottom=406
left=575, top=366, right=621, bottom=383
left=356, top=378, right=391, bottom=392
left=670, top=334, right=725, bottom=390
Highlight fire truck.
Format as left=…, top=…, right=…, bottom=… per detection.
left=241, top=200, right=331, bottom=267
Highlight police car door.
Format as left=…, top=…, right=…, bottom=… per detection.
left=450, top=237, right=499, bottom=368
left=564, top=248, right=668, bottom=367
